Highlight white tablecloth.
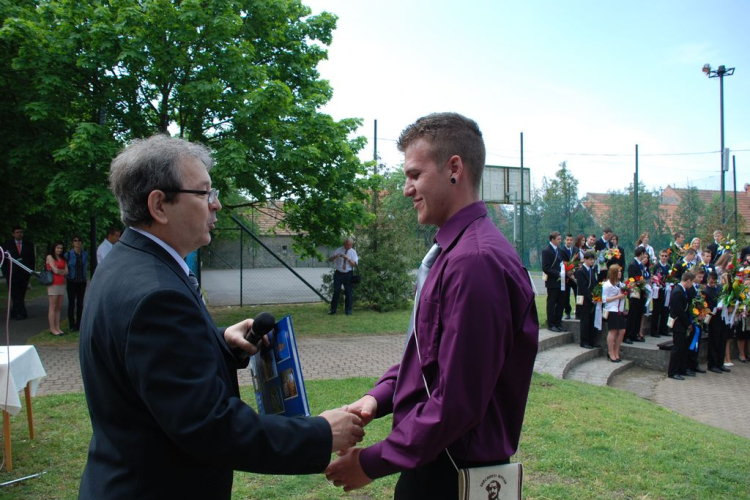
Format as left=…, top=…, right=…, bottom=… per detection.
left=0, top=345, right=47, bottom=416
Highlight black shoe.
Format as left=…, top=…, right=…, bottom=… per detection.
left=669, top=374, right=685, bottom=381
left=564, top=314, right=571, bottom=320
left=345, top=311, right=352, bottom=316
left=634, top=337, right=645, bottom=343
left=623, top=339, right=633, bottom=344
left=693, top=367, right=706, bottom=374
left=557, top=325, right=569, bottom=332
left=650, top=334, right=661, bottom=338
left=581, top=344, right=595, bottom=349
left=709, top=367, right=724, bottom=374
left=684, top=370, right=696, bottom=377
left=719, top=366, right=731, bottom=373
left=739, top=358, right=748, bottom=363
left=549, top=326, right=561, bottom=332
left=328, top=310, right=336, bottom=315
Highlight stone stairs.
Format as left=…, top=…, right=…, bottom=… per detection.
left=534, top=317, right=637, bottom=387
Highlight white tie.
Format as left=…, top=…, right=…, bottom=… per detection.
left=406, top=243, right=441, bottom=344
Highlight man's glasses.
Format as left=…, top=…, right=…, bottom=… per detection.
left=161, top=188, right=219, bottom=204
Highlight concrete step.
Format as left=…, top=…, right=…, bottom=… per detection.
left=534, top=343, right=603, bottom=379
left=538, top=328, right=573, bottom=353
left=561, top=317, right=581, bottom=336
left=566, top=357, right=635, bottom=386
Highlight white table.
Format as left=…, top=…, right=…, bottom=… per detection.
left=0, top=345, right=47, bottom=471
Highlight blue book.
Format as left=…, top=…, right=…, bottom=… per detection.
left=249, top=315, right=310, bottom=417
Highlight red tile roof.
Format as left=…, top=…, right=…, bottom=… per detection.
left=583, top=185, right=750, bottom=235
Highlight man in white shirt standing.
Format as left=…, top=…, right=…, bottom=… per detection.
left=96, top=226, right=121, bottom=264
left=328, top=237, right=358, bottom=316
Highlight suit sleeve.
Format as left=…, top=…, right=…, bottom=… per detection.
left=542, top=247, right=560, bottom=281
left=124, top=288, right=332, bottom=474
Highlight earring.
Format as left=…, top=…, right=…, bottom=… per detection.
left=450, top=177, right=457, bottom=184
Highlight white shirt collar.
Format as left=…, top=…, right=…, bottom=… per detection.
left=131, top=227, right=190, bottom=277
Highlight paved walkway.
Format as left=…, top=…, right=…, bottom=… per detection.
left=5, top=298, right=750, bottom=441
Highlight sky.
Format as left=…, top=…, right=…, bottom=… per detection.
left=303, top=0, right=750, bottom=200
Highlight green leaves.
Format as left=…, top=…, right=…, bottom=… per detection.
left=1, top=0, right=369, bottom=251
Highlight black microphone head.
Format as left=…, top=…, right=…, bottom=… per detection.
left=252, top=312, right=276, bottom=336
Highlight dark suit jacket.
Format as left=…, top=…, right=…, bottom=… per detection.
left=541, top=243, right=562, bottom=289
left=1, top=238, right=35, bottom=280
left=706, top=242, right=720, bottom=264
left=627, top=259, right=643, bottom=281
left=669, top=284, right=691, bottom=333
left=574, top=265, right=596, bottom=304
left=78, top=229, right=331, bottom=500
left=594, top=237, right=609, bottom=252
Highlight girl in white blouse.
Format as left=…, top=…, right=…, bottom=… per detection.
left=603, top=264, right=628, bottom=362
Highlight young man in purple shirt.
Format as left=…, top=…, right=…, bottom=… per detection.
left=325, top=112, right=539, bottom=498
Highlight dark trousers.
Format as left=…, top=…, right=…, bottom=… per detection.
left=707, top=318, right=729, bottom=369
left=546, top=286, right=565, bottom=327
left=330, top=270, right=353, bottom=314
left=7, top=273, right=31, bottom=319
left=687, top=326, right=701, bottom=370
left=668, top=328, right=689, bottom=376
left=564, top=281, right=576, bottom=316
left=579, top=302, right=596, bottom=346
left=626, top=296, right=645, bottom=340
left=650, top=295, right=668, bottom=336
left=67, top=281, right=87, bottom=329
left=394, top=452, right=509, bottom=500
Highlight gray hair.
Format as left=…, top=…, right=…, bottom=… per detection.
left=109, top=135, right=214, bottom=227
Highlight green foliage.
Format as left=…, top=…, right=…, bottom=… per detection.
left=319, top=172, right=418, bottom=312
left=673, top=185, right=705, bottom=238
left=602, top=182, right=669, bottom=258
left=1, top=0, right=370, bottom=255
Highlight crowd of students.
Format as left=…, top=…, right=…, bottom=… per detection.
left=542, top=228, right=750, bottom=379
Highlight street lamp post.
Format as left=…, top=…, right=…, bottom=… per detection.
left=702, top=63, right=735, bottom=225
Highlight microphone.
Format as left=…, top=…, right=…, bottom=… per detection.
left=245, top=312, right=276, bottom=346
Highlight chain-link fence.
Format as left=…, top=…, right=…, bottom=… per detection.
left=199, top=220, right=334, bottom=307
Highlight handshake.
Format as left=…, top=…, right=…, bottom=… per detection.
left=320, top=395, right=378, bottom=492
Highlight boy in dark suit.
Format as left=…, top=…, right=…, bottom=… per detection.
left=542, top=231, right=566, bottom=332
left=575, top=252, right=599, bottom=348
left=667, top=271, right=695, bottom=380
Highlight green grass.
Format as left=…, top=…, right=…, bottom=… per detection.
left=2, top=375, right=748, bottom=499
left=26, top=295, right=547, bottom=347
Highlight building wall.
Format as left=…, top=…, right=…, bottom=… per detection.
left=202, top=234, right=333, bottom=269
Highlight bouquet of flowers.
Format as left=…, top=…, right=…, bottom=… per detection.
left=603, top=247, right=621, bottom=262
left=691, top=293, right=711, bottom=322
left=651, top=273, right=664, bottom=288
left=624, top=276, right=649, bottom=298
left=564, top=254, right=579, bottom=274
left=592, top=282, right=603, bottom=304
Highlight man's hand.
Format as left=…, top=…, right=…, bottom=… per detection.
left=320, top=408, right=365, bottom=453
left=224, top=318, right=267, bottom=355
left=325, top=448, right=372, bottom=492
left=344, top=395, right=377, bottom=426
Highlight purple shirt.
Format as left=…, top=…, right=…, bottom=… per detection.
left=359, top=201, right=539, bottom=479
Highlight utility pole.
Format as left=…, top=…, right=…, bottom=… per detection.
left=634, top=144, right=639, bottom=239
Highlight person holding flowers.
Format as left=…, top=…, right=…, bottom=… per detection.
left=602, top=264, right=627, bottom=362
left=574, top=251, right=599, bottom=349
left=686, top=268, right=708, bottom=375
left=562, top=234, right=578, bottom=320
left=650, top=249, right=672, bottom=338
left=625, top=247, right=650, bottom=343
left=542, top=231, right=567, bottom=332
left=668, top=271, right=696, bottom=380
left=606, top=234, right=625, bottom=270
left=704, top=271, right=730, bottom=374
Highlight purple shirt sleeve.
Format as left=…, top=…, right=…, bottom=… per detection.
left=360, top=240, right=537, bottom=479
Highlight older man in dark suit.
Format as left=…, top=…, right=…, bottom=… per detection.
left=78, top=135, right=364, bottom=500
left=2, top=226, right=36, bottom=319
